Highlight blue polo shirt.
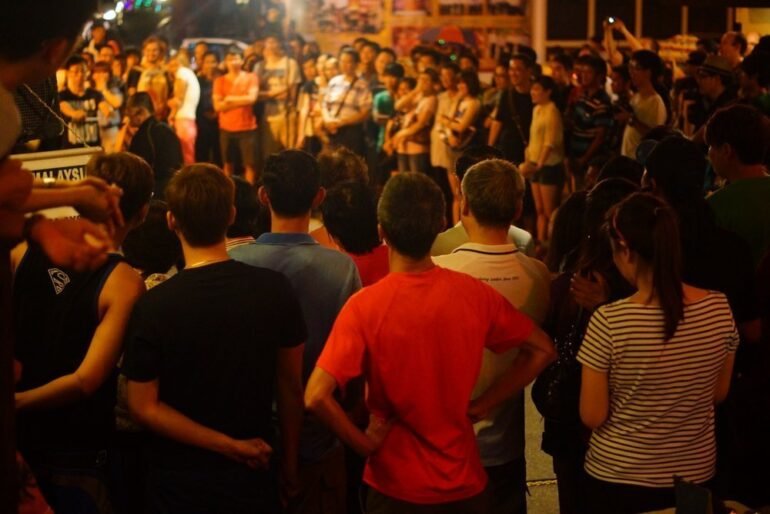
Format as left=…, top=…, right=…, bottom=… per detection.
left=229, top=232, right=361, bottom=461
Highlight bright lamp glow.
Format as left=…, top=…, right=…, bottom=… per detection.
left=103, top=9, right=117, bottom=20
left=115, top=1, right=125, bottom=12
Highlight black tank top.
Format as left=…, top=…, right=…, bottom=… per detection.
left=13, top=244, right=123, bottom=452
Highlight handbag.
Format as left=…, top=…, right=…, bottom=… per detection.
left=531, top=307, right=585, bottom=423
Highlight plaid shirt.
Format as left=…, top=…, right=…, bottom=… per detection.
left=322, top=74, right=372, bottom=122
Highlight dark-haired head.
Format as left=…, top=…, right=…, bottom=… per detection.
left=378, top=173, right=445, bottom=260
left=706, top=104, right=769, bottom=175
left=597, top=156, right=643, bottom=186
left=455, top=145, right=504, bottom=182
left=123, top=200, right=182, bottom=277
left=607, top=192, right=683, bottom=340
left=227, top=177, right=260, bottom=238
left=629, top=50, right=663, bottom=81
left=546, top=191, right=588, bottom=273
left=261, top=150, right=322, bottom=217
left=322, top=181, right=381, bottom=255
left=317, top=146, right=368, bottom=189
left=644, top=136, right=706, bottom=204
left=87, top=152, right=154, bottom=224
left=458, top=69, right=482, bottom=97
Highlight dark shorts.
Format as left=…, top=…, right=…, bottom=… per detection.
left=366, top=487, right=488, bottom=514
left=219, top=129, right=257, bottom=167
left=531, top=163, right=565, bottom=186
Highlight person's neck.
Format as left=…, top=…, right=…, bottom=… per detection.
left=630, top=269, right=658, bottom=305
left=464, top=218, right=510, bottom=246
left=728, top=163, right=769, bottom=181
left=181, top=240, right=230, bottom=269
left=387, top=248, right=435, bottom=274
left=514, top=81, right=531, bottom=94
left=727, top=55, right=742, bottom=69
left=446, top=86, right=459, bottom=95
left=69, top=83, right=86, bottom=96
left=637, top=82, right=656, bottom=96
left=110, top=223, right=134, bottom=252
left=345, top=72, right=357, bottom=82
left=270, top=211, right=311, bottom=234
left=228, top=69, right=242, bottom=79
left=266, top=53, right=283, bottom=64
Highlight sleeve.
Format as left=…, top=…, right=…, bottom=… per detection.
left=577, top=308, right=613, bottom=372
left=483, top=283, right=535, bottom=354
left=213, top=76, right=223, bottom=97
left=494, top=92, right=508, bottom=122
left=120, top=300, right=161, bottom=382
left=372, top=91, right=385, bottom=116
left=592, top=98, right=614, bottom=128
left=272, top=273, right=308, bottom=348
left=543, top=107, right=560, bottom=149
left=316, top=299, right=367, bottom=387
left=156, top=125, right=184, bottom=174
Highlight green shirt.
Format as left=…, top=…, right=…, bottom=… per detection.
left=373, top=90, right=395, bottom=152
left=708, top=176, right=770, bottom=266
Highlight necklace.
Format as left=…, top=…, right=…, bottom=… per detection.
left=186, top=257, right=229, bottom=269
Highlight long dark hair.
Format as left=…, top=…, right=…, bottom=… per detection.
left=608, top=193, right=683, bottom=340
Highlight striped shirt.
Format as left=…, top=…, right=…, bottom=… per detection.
left=322, top=74, right=372, bottom=121
left=577, top=292, right=739, bottom=487
left=568, top=88, right=613, bottom=158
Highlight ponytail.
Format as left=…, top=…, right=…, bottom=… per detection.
left=609, top=193, right=683, bottom=341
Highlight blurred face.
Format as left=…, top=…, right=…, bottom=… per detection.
left=530, top=83, right=551, bottom=104
left=323, top=60, right=339, bottom=80
left=628, top=61, right=650, bottom=88
left=360, top=46, right=376, bottom=65
left=696, top=71, right=719, bottom=97
left=127, top=106, right=150, bottom=128
left=194, top=43, right=208, bottom=62
left=457, top=80, right=469, bottom=97
left=225, top=53, right=244, bottom=73
left=578, top=64, right=599, bottom=88
left=550, top=60, right=569, bottom=84
left=418, top=54, right=435, bottom=73
left=459, top=57, right=475, bottom=72
left=509, top=59, right=530, bottom=88
left=375, top=51, right=394, bottom=76
left=167, top=58, right=180, bottom=75
left=397, top=79, right=413, bottom=97
left=91, top=26, right=106, bottom=44
left=265, top=37, right=282, bottom=55
left=303, top=60, right=318, bottom=81
left=719, top=33, right=739, bottom=60
left=610, top=72, right=629, bottom=95
left=707, top=142, right=729, bottom=178
left=97, top=46, right=115, bottom=65
left=418, top=73, right=433, bottom=94
left=127, top=53, right=140, bottom=69
left=340, top=53, right=356, bottom=76
left=67, top=63, right=86, bottom=90
left=440, top=67, right=457, bottom=90
left=144, top=42, right=161, bottom=65
left=383, top=74, right=399, bottom=91
left=202, top=54, right=218, bottom=76
left=494, top=65, right=509, bottom=89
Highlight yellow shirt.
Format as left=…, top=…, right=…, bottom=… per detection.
left=525, top=101, right=564, bottom=166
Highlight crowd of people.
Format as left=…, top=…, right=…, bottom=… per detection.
left=2, top=1, right=770, bottom=514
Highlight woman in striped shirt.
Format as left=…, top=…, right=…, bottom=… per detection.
left=578, top=193, right=738, bottom=513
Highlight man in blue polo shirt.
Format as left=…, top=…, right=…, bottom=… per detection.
left=229, top=149, right=361, bottom=514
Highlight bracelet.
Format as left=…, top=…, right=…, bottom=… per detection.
left=22, top=214, right=46, bottom=242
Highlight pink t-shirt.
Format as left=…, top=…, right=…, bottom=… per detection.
left=214, top=72, right=258, bottom=132
left=317, top=266, right=534, bottom=504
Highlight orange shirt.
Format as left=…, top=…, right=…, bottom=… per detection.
left=214, top=72, right=258, bottom=132
left=317, top=266, right=534, bottom=503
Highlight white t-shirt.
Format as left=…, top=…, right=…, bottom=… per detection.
left=174, top=67, right=201, bottom=121
left=434, top=242, right=550, bottom=466
left=621, top=91, right=666, bottom=158
left=430, top=222, right=535, bottom=257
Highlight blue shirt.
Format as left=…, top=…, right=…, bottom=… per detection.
left=229, top=232, right=362, bottom=461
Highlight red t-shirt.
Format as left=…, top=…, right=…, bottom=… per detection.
left=350, top=244, right=389, bottom=287
left=317, top=266, right=534, bottom=504
left=213, top=72, right=258, bottom=132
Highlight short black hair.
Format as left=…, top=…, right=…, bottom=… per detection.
left=630, top=50, right=663, bottom=80
left=455, top=145, right=504, bottom=181
left=462, top=159, right=525, bottom=229
left=361, top=40, right=381, bottom=54
left=225, top=47, right=244, bottom=58
left=339, top=47, right=361, bottom=63
left=740, top=51, right=770, bottom=89
left=644, top=136, right=706, bottom=202
left=533, top=75, right=556, bottom=92
left=383, top=62, right=405, bottom=79
left=440, top=61, right=461, bottom=74
left=126, top=92, right=155, bottom=114
left=122, top=200, right=182, bottom=276
left=400, top=76, right=417, bottom=90
left=378, top=47, right=397, bottom=61
left=577, top=54, right=606, bottom=76
left=458, top=70, right=481, bottom=96
left=203, top=50, right=220, bottom=62
left=317, top=146, right=368, bottom=189
left=730, top=32, right=749, bottom=55
left=611, top=64, right=631, bottom=83
left=124, top=47, right=141, bottom=59
left=65, top=54, right=88, bottom=70
left=510, top=53, right=534, bottom=70
left=0, top=0, right=97, bottom=61
left=705, top=104, right=769, bottom=165
left=227, top=176, right=260, bottom=238
left=597, top=156, right=643, bottom=185
left=378, top=173, right=445, bottom=260
left=321, top=181, right=381, bottom=254
left=262, top=150, right=321, bottom=217
left=550, top=53, right=573, bottom=71
left=459, top=52, right=479, bottom=69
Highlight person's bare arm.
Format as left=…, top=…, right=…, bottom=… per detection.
left=128, top=379, right=273, bottom=468
left=577, top=126, right=608, bottom=167
left=467, top=326, right=556, bottom=421
left=59, top=101, right=86, bottom=122
left=394, top=87, right=420, bottom=112
left=488, top=120, right=502, bottom=146
left=579, top=366, right=610, bottom=429
left=448, top=99, right=480, bottom=132
left=305, top=368, right=391, bottom=457
left=714, top=352, right=737, bottom=404
left=276, top=344, right=304, bottom=498
left=225, top=82, right=259, bottom=108
left=15, top=263, right=145, bottom=410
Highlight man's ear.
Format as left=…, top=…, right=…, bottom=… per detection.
left=257, top=186, right=270, bottom=207
left=377, top=224, right=386, bottom=244
left=229, top=205, right=237, bottom=227
left=311, top=187, right=326, bottom=210
left=166, top=211, right=177, bottom=233
left=460, top=196, right=471, bottom=218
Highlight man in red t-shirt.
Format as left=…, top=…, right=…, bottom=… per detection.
left=213, top=49, right=259, bottom=184
left=305, top=173, right=555, bottom=512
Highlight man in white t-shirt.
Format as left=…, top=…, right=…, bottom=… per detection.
left=168, top=53, right=201, bottom=164
left=434, top=158, right=550, bottom=514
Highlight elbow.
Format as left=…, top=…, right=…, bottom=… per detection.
left=714, top=385, right=731, bottom=405
left=74, top=371, right=105, bottom=398
left=580, top=408, right=607, bottom=430
left=303, top=388, right=327, bottom=414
